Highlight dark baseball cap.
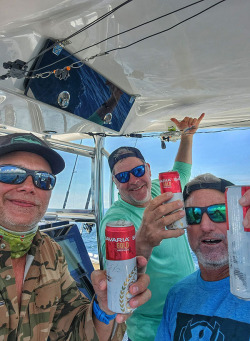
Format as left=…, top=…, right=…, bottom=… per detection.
left=0, top=133, right=65, bottom=174
left=108, top=146, right=145, bottom=171
left=183, top=177, right=234, bottom=202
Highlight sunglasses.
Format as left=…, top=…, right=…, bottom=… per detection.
left=115, top=165, right=145, bottom=183
left=185, top=204, right=226, bottom=225
left=0, top=165, right=56, bottom=190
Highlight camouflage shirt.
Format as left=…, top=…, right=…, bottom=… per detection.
left=0, top=231, right=125, bottom=340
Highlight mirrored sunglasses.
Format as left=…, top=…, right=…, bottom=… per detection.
left=185, top=203, right=226, bottom=225
left=0, top=165, right=56, bottom=190
left=115, top=164, right=145, bottom=183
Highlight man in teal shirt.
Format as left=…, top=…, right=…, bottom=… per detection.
left=100, top=114, right=204, bottom=341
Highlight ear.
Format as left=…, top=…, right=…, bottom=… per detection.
left=112, top=175, right=118, bottom=188
left=146, top=163, right=151, bottom=177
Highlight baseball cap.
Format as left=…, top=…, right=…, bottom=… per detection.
left=183, top=177, right=234, bottom=201
left=0, top=133, right=65, bottom=174
left=108, top=146, right=145, bottom=172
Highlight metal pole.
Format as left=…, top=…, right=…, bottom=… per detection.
left=94, top=135, right=105, bottom=270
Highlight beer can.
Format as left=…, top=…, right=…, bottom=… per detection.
left=225, top=185, right=250, bottom=300
left=105, top=220, right=137, bottom=313
left=159, top=171, right=187, bottom=229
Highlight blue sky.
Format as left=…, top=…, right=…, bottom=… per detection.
left=49, top=128, right=250, bottom=210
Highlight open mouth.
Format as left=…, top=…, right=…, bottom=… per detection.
left=202, top=239, right=222, bottom=245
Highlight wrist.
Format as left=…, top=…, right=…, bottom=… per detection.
left=136, top=231, right=153, bottom=260
left=93, top=296, right=117, bottom=325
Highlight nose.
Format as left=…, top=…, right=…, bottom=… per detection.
left=199, top=212, right=216, bottom=232
left=16, top=175, right=36, bottom=193
left=128, top=172, right=140, bottom=184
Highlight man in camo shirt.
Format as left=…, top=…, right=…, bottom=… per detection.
left=0, top=133, right=150, bottom=341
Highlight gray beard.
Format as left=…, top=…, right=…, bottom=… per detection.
left=195, top=249, right=229, bottom=269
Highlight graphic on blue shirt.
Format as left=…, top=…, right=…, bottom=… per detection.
left=174, top=313, right=250, bottom=340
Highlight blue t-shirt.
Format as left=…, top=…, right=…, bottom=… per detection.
left=156, top=270, right=250, bottom=340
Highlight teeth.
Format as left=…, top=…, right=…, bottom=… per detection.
left=131, top=185, right=143, bottom=191
left=203, top=239, right=220, bottom=244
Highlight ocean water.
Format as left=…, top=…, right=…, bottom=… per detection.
left=78, top=224, right=199, bottom=270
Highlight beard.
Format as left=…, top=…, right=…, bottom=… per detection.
left=193, top=233, right=229, bottom=269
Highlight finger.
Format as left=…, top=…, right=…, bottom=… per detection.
left=152, top=199, right=184, bottom=222
left=147, top=192, right=174, bottom=213
left=129, top=287, right=152, bottom=310
left=188, top=117, right=193, bottom=127
left=91, top=270, right=107, bottom=298
left=156, top=227, right=185, bottom=241
left=197, top=112, right=205, bottom=123
left=129, top=272, right=150, bottom=296
left=239, top=191, right=250, bottom=206
left=170, top=118, right=179, bottom=125
left=243, top=211, right=250, bottom=229
left=156, top=208, right=186, bottom=230
left=136, top=255, right=148, bottom=269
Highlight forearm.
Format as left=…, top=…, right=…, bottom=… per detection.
left=93, top=316, right=115, bottom=341
left=175, top=134, right=193, bottom=164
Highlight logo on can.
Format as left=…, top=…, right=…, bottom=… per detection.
left=105, top=220, right=137, bottom=313
left=159, top=171, right=187, bottom=229
left=225, top=185, right=250, bottom=301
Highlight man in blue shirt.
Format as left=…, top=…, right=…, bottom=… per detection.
left=156, top=173, right=250, bottom=340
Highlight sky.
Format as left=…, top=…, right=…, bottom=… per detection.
left=49, top=127, right=250, bottom=210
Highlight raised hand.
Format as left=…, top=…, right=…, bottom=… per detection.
left=171, top=113, right=205, bottom=135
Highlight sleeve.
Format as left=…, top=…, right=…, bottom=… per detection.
left=49, top=247, right=125, bottom=341
left=49, top=246, right=93, bottom=340
left=172, top=161, right=192, bottom=190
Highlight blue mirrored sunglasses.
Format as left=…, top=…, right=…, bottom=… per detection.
left=0, top=165, right=56, bottom=190
left=185, top=204, right=226, bottom=225
left=115, top=165, right=145, bottom=183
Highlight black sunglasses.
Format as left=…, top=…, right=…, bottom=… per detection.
left=185, top=204, right=226, bottom=225
left=115, top=165, right=145, bottom=183
left=0, top=165, right=56, bottom=190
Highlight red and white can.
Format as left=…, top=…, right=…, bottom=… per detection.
left=159, top=171, right=187, bottom=229
left=105, top=220, right=137, bottom=313
left=225, top=186, right=250, bottom=301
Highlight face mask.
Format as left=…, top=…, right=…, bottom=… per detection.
left=0, top=225, right=38, bottom=258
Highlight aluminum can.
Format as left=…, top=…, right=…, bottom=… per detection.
left=105, top=220, right=137, bottom=313
left=225, top=186, right=250, bottom=301
left=159, top=171, right=187, bottom=229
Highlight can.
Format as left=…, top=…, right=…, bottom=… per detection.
left=105, top=220, right=137, bottom=313
left=159, top=171, right=187, bottom=229
left=225, top=185, right=250, bottom=301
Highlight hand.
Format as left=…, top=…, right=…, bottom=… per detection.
left=239, top=189, right=250, bottom=229
left=170, top=113, right=205, bottom=136
left=91, top=256, right=151, bottom=324
left=136, top=192, right=185, bottom=260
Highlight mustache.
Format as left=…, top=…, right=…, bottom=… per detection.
left=199, top=233, right=227, bottom=243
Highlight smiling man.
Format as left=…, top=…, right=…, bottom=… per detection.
left=100, top=115, right=205, bottom=341
left=155, top=173, right=250, bottom=340
left=0, top=132, right=151, bottom=341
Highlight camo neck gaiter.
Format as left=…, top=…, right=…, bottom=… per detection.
left=0, top=225, right=38, bottom=258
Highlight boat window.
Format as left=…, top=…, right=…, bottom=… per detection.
left=49, top=146, right=93, bottom=211
left=24, top=39, right=135, bottom=133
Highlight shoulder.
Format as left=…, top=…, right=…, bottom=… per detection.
left=39, top=231, right=64, bottom=258
left=168, top=270, right=198, bottom=297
